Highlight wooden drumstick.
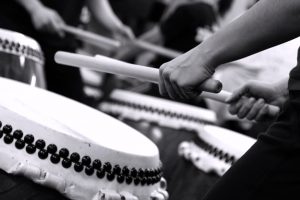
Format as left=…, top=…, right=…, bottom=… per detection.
left=133, top=40, right=181, bottom=58
left=54, top=51, right=280, bottom=117
left=62, top=25, right=181, bottom=59
left=61, top=25, right=121, bottom=48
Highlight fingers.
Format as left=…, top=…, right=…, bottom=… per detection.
left=226, top=85, right=249, bottom=103
left=123, top=26, right=135, bottom=40
left=158, top=52, right=216, bottom=100
left=169, top=72, right=190, bottom=99
left=246, top=98, right=265, bottom=120
left=159, top=64, right=196, bottom=100
left=229, top=97, right=272, bottom=121
left=114, top=26, right=135, bottom=44
left=53, top=15, right=65, bottom=38
left=159, top=64, right=179, bottom=99
left=236, top=97, right=256, bottom=119
left=35, top=9, right=65, bottom=38
left=159, top=63, right=168, bottom=97
left=255, top=104, right=270, bottom=121
left=49, top=15, right=65, bottom=37
left=197, top=79, right=222, bottom=93
left=228, top=98, right=244, bottom=115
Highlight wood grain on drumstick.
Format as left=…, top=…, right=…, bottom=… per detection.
left=62, top=25, right=181, bottom=59
left=54, top=51, right=280, bottom=117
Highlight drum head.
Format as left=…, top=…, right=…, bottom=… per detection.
left=0, top=77, right=166, bottom=200
left=0, top=77, right=158, bottom=160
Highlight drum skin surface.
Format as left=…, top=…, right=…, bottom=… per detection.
left=0, top=77, right=167, bottom=200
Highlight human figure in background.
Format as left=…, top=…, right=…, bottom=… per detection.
left=114, top=0, right=233, bottom=66
left=0, top=0, right=133, bottom=107
left=158, top=0, right=300, bottom=199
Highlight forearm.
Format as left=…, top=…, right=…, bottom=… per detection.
left=197, top=0, right=300, bottom=69
left=15, top=0, right=44, bottom=12
left=114, top=26, right=163, bottom=60
left=87, top=0, right=123, bottom=32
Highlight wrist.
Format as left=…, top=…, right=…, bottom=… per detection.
left=194, top=44, right=219, bottom=72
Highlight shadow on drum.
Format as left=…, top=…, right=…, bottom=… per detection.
left=0, top=28, right=45, bottom=88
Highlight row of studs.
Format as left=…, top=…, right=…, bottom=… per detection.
left=107, top=99, right=209, bottom=124
left=0, top=121, right=163, bottom=186
left=0, top=38, right=44, bottom=62
left=194, top=136, right=235, bottom=164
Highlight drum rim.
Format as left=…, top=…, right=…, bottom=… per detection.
left=0, top=28, right=44, bottom=64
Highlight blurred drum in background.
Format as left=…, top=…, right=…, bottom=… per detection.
left=0, top=28, right=45, bottom=88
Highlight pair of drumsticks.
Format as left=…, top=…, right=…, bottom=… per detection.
left=56, top=25, right=279, bottom=117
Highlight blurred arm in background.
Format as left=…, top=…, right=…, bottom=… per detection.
left=86, top=0, right=135, bottom=41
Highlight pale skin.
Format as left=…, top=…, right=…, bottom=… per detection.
left=15, top=0, right=134, bottom=40
left=227, top=78, right=289, bottom=121
left=159, top=0, right=300, bottom=120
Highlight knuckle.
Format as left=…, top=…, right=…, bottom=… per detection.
left=244, top=102, right=252, bottom=110
left=162, top=68, right=171, bottom=77
left=258, top=98, right=265, bottom=104
left=249, top=97, right=256, bottom=103
left=159, top=65, right=166, bottom=75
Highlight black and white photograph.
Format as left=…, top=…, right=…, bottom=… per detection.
left=0, top=0, right=299, bottom=199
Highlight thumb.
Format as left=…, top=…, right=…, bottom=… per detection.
left=197, top=78, right=222, bottom=93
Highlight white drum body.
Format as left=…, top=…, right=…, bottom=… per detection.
left=0, top=77, right=167, bottom=200
left=0, top=28, right=45, bottom=88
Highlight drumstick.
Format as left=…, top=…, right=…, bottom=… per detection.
left=54, top=51, right=280, bottom=117
left=55, top=51, right=220, bottom=92
left=62, top=25, right=181, bottom=58
left=133, top=40, right=181, bottom=58
left=61, top=25, right=121, bottom=48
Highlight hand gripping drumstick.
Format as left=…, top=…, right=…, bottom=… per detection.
left=54, top=51, right=280, bottom=117
left=61, top=25, right=181, bottom=59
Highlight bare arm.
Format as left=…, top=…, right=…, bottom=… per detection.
left=87, top=0, right=134, bottom=39
left=15, top=0, right=43, bottom=13
left=159, top=0, right=300, bottom=99
left=15, top=0, right=65, bottom=37
left=114, top=26, right=163, bottom=61
left=199, top=0, right=300, bottom=68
